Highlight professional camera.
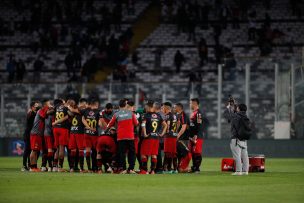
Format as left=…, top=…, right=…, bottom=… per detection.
left=228, top=95, right=235, bottom=105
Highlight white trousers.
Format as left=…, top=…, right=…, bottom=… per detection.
left=230, top=139, right=249, bottom=172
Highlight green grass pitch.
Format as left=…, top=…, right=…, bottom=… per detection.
left=0, top=157, right=303, bottom=203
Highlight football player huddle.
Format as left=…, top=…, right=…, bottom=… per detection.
left=22, top=97, right=205, bottom=175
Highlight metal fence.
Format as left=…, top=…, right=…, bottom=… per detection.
left=0, top=61, right=303, bottom=139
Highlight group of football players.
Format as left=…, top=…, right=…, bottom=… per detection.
left=22, top=96, right=204, bottom=174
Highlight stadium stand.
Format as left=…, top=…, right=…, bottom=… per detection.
left=0, top=0, right=303, bottom=139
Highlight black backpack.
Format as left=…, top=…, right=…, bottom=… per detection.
left=236, top=116, right=252, bottom=141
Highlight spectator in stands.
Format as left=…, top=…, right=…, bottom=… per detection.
left=31, top=30, right=40, bottom=53
left=264, top=12, right=271, bottom=28
left=264, top=0, right=271, bottom=10
left=231, top=6, right=240, bottom=29
left=248, top=11, right=257, bottom=41
left=65, top=51, right=75, bottom=77
left=6, top=56, right=16, bottom=83
left=285, top=28, right=294, bottom=53
left=33, top=56, right=44, bottom=83
left=174, top=50, right=185, bottom=73
left=132, top=51, right=139, bottom=66
left=213, top=23, right=222, bottom=46
left=127, top=0, right=136, bottom=15
left=220, top=4, right=229, bottom=29
left=195, top=71, right=202, bottom=96
left=113, top=3, right=122, bottom=31
left=201, top=3, right=210, bottom=29
left=16, top=59, right=26, bottom=82
left=73, top=50, right=82, bottom=70
left=186, top=70, right=196, bottom=96
left=187, top=13, right=196, bottom=41
left=198, top=38, right=208, bottom=66
left=176, top=5, right=187, bottom=34
left=154, top=47, right=163, bottom=71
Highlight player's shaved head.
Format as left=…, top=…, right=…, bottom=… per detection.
left=105, top=103, right=113, bottom=109
left=174, top=103, right=184, bottom=114
left=175, top=103, right=183, bottom=110
left=79, top=98, right=87, bottom=104
left=119, top=99, right=127, bottom=108
left=54, top=99, right=63, bottom=107
left=153, top=102, right=161, bottom=112
left=163, top=102, right=172, bottom=107
left=127, top=100, right=135, bottom=107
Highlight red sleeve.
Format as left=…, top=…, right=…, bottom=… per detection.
left=107, top=114, right=116, bottom=128
left=132, top=113, right=139, bottom=126
left=39, top=108, right=47, bottom=119
left=180, top=113, right=185, bottom=125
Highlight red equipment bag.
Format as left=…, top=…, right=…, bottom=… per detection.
left=221, top=154, right=265, bottom=172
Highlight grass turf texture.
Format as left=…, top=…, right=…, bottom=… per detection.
left=0, top=157, right=303, bottom=203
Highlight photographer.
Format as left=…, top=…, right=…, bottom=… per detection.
left=223, top=96, right=251, bottom=176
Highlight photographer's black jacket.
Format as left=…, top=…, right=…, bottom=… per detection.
left=23, top=110, right=37, bottom=138
left=224, top=107, right=248, bottom=139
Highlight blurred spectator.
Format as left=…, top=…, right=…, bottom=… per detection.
left=264, top=12, right=271, bottom=28
left=33, top=56, right=44, bottom=83
left=198, top=38, right=208, bottom=66
left=127, top=0, right=136, bottom=15
left=73, top=50, right=82, bottom=70
left=220, top=4, right=229, bottom=29
left=213, top=23, right=222, bottom=46
left=174, top=50, right=185, bottom=73
left=248, top=16, right=256, bottom=41
left=187, top=14, right=196, bottom=41
left=16, top=59, right=26, bottom=82
left=201, top=3, right=210, bottom=29
left=231, top=6, right=240, bottom=29
left=65, top=51, right=75, bottom=77
left=154, top=47, right=163, bottom=71
left=6, top=56, right=16, bottom=83
left=113, top=3, right=122, bottom=31
left=132, top=51, right=139, bottom=66
left=186, top=70, right=196, bottom=96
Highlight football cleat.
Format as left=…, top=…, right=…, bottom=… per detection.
left=21, top=166, right=29, bottom=172
left=139, top=170, right=149, bottom=175
left=107, top=167, right=113, bottom=173
left=128, top=170, right=137, bottom=174
left=41, top=167, right=47, bottom=172
left=30, top=168, right=41, bottom=172
left=119, top=170, right=128, bottom=174
left=231, top=172, right=243, bottom=176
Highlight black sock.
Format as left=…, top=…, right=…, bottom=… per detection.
left=151, top=158, right=157, bottom=171
left=195, top=155, right=202, bottom=171
left=86, top=152, right=91, bottom=170
left=59, top=158, right=64, bottom=168
left=41, top=152, right=47, bottom=167
left=70, top=155, right=75, bottom=170
left=173, top=157, right=178, bottom=171
left=167, top=157, right=173, bottom=171
left=141, top=157, right=147, bottom=171
left=47, top=152, right=53, bottom=168
left=91, top=149, right=97, bottom=171
left=97, top=159, right=102, bottom=170
left=74, top=150, right=79, bottom=169
left=136, top=154, right=142, bottom=169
